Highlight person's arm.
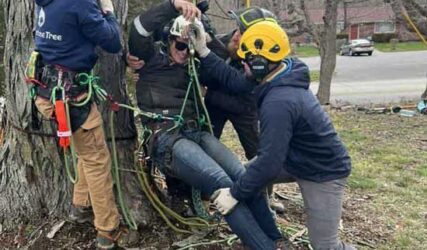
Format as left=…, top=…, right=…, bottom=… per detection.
left=230, top=100, right=296, bottom=201
left=128, top=0, right=178, bottom=62
left=129, top=0, right=201, bottom=62
left=78, top=0, right=121, bottom=53
left=188, top=22, right=257, bottom=93
left=200, top=52, right=257, bottom=93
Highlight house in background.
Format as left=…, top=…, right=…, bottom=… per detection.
left=286, top=4, right=418, bottom=44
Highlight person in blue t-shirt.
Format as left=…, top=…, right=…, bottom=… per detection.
left=33, top=0, right=123, bottom=249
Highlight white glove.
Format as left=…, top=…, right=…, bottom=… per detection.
left=211, top=188, right=238, bottom=215
left=189, top=22, right=211, bottom=58
left=99, top=0, right=114, bottom=14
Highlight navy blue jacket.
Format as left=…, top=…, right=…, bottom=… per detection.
left=200, top=52, right=352, bottom=201
left=203, top=33, right=257, bottom=115
left=35, top=0, right=121, bottom=71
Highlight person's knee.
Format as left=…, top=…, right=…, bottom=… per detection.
left=172, top=138, right=195, bottom=158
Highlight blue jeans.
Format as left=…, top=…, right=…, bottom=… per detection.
left=153, top=130, right=282, bottom=249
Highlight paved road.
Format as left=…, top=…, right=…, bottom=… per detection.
left=300, top=50, right=427, bottom=104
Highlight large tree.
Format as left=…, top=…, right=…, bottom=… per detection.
left=0, top=0, right=153, bottom=231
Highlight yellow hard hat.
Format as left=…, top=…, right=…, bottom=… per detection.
left=237, top=21, right=291, bottom=62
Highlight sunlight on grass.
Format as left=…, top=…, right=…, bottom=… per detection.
left=309, top=70, right=320, bottom=82
left=331, top=111, right=427, bottom=249
left=295, top=45, right=319, bottom=58
left=375, top=41, right=427, bottom=52
left=417, top=165, right=427, bottom=177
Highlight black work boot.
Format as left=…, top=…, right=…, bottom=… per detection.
left=96, top=226, right=128, bottom=250
left=69, top=205, right=94, bottom=224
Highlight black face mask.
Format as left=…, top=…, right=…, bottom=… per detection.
left=174, top=41, right=189, bottom=51
left=246, top=55, right=270, bottom=82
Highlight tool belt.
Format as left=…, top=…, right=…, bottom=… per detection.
left=25, top=51, right=92, bottom=132
left=36, top=65, right=90, bottom=101
left=25, top=51, right=89, bottom=100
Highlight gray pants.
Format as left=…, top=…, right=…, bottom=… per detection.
left=274, top=170, right=354, bottom=250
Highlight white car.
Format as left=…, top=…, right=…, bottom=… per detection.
left=340, top=39, right=374, bottom=56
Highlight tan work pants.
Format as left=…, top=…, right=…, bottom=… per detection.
left=35, top=97, right=119, bottom=231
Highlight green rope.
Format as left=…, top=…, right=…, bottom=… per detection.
left=186, top=53, right=216, bottom=221
left=189, top=56, right=213, bottom=134
left=109, top=110, right=138, bottom=230
left=63, top=98, right=79, bottom=184
left=50, top=75, right=79, bottom=184
left=191, top=187, right=221, bottom=222
left=71, top=73, right=99, bottom=107
left=176, top=235, right=239, bottom=250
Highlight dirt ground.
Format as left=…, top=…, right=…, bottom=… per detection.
left=1, top=107, right=425, bottom=249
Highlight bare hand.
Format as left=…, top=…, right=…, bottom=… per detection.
left=173, top=0, right=201, bottom=20
left=126, top=53, right=145, bottom=70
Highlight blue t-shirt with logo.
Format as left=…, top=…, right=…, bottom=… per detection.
left=35, top=0, right=121, bottom=71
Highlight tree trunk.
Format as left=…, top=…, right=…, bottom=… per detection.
left=317, top=0, right=338, bottom=105
left=0, top=0, right=153, bottom=231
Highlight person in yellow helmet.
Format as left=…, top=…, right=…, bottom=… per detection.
left=189, top=21, right=356, bottom=250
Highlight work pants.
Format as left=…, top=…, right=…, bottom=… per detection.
left=35, top=97, right=120, bottom=231
left=274, top=169, right=354, bottom=250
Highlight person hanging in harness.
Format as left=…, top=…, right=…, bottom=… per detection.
left=30, top=0, right=123, bottom=249
left=189, top=19, right=357, bottom=250
left=128, top=1, right=289, bottom=249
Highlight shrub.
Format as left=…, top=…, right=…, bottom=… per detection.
left=371, top=33, right=397, bottom=43
left=336, top=33, right=349, bottom=40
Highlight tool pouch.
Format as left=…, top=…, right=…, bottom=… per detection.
left=25, top=51, right=44, bottom=83
left=26, top=51, right=44, bottom=130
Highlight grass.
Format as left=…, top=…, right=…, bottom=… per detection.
left=328, top=111, right=427, bottom=249
left=294, top=45, right=319, bottom=57
left=309, top=70, right=320, bottom=82
left=375, top=41, right=427, bottom=52
left=222, top=109, right=427, bottom=249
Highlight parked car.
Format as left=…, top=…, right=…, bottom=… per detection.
left=340, top=39, right=374, bottom=56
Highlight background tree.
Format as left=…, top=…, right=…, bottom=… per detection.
left=299, top=0, right=339, bottom=104
left=0, top=0, right=154, bottom=230
left=387, top=0, right=427, bottom=99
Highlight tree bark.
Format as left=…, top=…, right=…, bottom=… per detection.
left=316, top=0, right=338, bottom=105
left=0, top=0, right=153, bottom=231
